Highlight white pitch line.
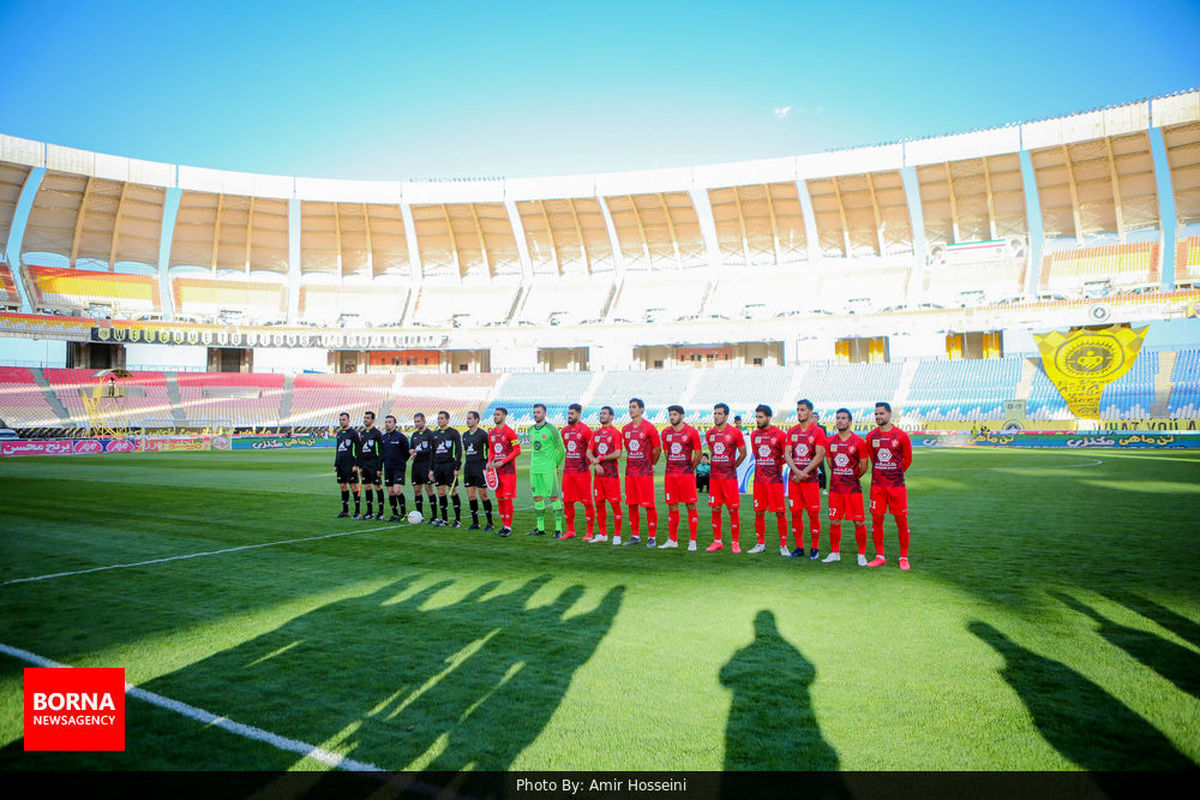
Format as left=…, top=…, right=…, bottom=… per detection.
left=1, top=524, right=403, bottom=587
left=0, top=641, right=382, bottom=772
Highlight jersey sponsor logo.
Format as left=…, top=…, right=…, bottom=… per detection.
left=878, top=449, right=892, bottom=463
left=567, top=440, right=578, bottom=452
left=757, top=444, right=771, bottom=458
left=835, top=453, right=849, bottom=468
left=629, top=440, right=641, bottom=452
left=494, top=442, right=504, bottom=453
left=713, top=442, right=726, bottom=455
left=597, top=443, right=609, bottom=454
left=796, top=443, right=809, bottom=457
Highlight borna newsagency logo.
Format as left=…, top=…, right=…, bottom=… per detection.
left=24, top=668, right=125, bottom=751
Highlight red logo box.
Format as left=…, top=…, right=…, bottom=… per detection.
left=24, top=668, right=125, bottom=751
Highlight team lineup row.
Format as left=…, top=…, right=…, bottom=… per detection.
left=330, top=398, right=915, bottom=569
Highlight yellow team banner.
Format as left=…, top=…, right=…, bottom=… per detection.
left=1033, top=323, right=1149, bottom=420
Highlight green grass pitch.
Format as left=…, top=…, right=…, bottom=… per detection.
left=0, top=447, right=1197, bottom=771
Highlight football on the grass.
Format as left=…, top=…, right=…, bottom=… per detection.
left=407, top=511, right=423, bottom=524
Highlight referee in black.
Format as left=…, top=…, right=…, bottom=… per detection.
left=381, top=414, right=410, bottom=521
left=358, top=411, right=386, bottom=520
left=430, top=410, right=463, bottom=528
left=333, top=412, right=361, bottom=518
left=461, top=410, right=493, bottom=530
left=410, top=412, right=435, bottom=522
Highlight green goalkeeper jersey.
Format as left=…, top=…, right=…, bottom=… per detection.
left=528, top=422, right=564, bottom=473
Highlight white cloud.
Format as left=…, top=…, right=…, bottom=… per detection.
left=773, top=106, right=791, bottom=120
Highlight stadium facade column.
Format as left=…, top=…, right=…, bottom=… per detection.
left=794, top=177, right=822, bottom=263
left=504, top=199, right=534, bottom=283
left=399, top=198, right=423, bottom=322
left=1148, top=125, right=1176, bottom=290
left=5, top=164, right=44, bottom=314
left=1017, top=148, right=1044, bottom=297
left=286, top=197, right=300, bottom=324
left=689, top=186, right=721, bottom=273
left=597, top=193, right=624, bottom=322
left=158, top=185, right=181, bottom=321
left=900, top=164, right=928, bottom=306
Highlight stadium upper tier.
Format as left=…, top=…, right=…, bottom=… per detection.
left=1, top=351, right=1192, bottom=431
left=2, top=90, right=1199, bottom=325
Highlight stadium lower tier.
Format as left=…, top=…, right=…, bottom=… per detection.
left=2, top=348, right=1197, bottom=431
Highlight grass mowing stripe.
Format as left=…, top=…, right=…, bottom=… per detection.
left=1, top=524, right=405, bottom=586
left=0, top=641, right=382, bottom=772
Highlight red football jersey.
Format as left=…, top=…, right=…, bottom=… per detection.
left=751, top=426, right=788, bottom=484
left=488, top=425, right=519, bottom=475
left=827, top=433, right=868, bottom=494
left=621, top=419, right=661, bottom=476
left=589, top=424, right=623, bottom=479
left=866, top=426, right=912, bottom=488
left=662, top=423, right=702, bottom=475
left=561, top=421, right=593, bottom=474
left=705, top=424, right=746, bottom=480
left=786, top=422, right=828, bottom=483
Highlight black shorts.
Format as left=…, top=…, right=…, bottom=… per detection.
left=335, top=460, right=358, bottom=484
left=384, top=464, right=406, bottom=487
left=411, top=461, right=432, bottom=485
left=433, top=463, right=458, bottom=487
left=463, top=463, right=487, bottom=488
left=359, top=462, right=382, bottom=486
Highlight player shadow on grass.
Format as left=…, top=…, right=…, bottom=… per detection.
left=1095, top=587, right=1200, bottom=651
left=967, top=620, right=1196, bottom=770
left=137, top=572, right=623, bottom=771
left=1049, top=591, right=1200, bottom=701
left=719, top=610, right=840, bottom=772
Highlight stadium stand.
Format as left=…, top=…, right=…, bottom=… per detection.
left=0, top=262, right=20, bottom=307
left=43, top=368, right=173, bottom=427
left=28, top=265, right=160, bottom=314
left=609, top=272, right=709, bottom=323
left=287, top=372, right=393, bottom=427
left=809, top=257, right=913, bottom=313
left=298, top=284, right=409, bottom=326
left=1098, top=349, right=1158, bottom=419
left=175, top=372, right=285, bottom=427
left=517, top=278, right=613, bottom=324
left=407, top=284, right=518, bottom=327
left=1176, top=236, right=1200, bottom=287
left=589, top=370, right=692, bottom=422
left=1039, top=242, right=1160, bottom=296
left=794, top=361, right=905, bottom=421
left=0, top=366, right=63, bottom=427
left=905, top=358, right=1023, bottom=421
left=1167, top=348, right=1200, bottom=417
left=489, top=371, right=592, bottom=423
left=689, top=366, right=796, bottom=422
left=1026, top=367, right=1071, bottom=420
left=388, top=372, right=501, bottom=422
left=172, top=276, right=287, bottom=321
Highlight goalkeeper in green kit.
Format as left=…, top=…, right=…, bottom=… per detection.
left=526, top=402, right=565, bottom=536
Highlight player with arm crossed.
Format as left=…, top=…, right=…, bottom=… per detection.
left=527, top=403, right=565, bottom=537
left=358, top=411, right=386, bottom=520
left=381, top=414, right=410, bottom=521
left=749, top=404, right=789, bottom=555
left=704, top=403, right=747, bottom=553
left=333, top=411, right=362, bottom=518
left=560, top=403, right=595, bottom=540
left=409, top=413, right=436, bottom=523
left=431, top=411, right=463, bottom=528
left=866, top=401, right=914, bottom=570
left=661, top=404, right=702, bottom=550
left=825, top=408, right=871, bottom=565
left=785, top=398, right=827, bottom=560
left=486, top=407, right=521, bottom=537
left=461, top=411, right=493, bottom=530
left=587, top=405, right=623, bottom=544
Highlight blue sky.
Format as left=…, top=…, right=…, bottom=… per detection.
left=0, top=0, right=1197, bottom=180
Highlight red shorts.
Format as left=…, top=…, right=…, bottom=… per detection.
left=828, top=491, right=865, bottom=522
left=870, top=484, right=908, bottom=516
left=753, top=481, right=785, bottom=513
left=664, top=473, right=698, bottom=505
left=789, top=480, right=821, bottom=512
left=709, top=477, right=741, bottom=509
left=496, top=471, right=517, bottom=500
left=624, top=474, right=656, bottom=507
left=562, top=471, right=592, bottom=503
left=593, top=475, right=621, bottom=503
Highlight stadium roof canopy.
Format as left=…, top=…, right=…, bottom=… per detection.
left=2, top=90, right=1198, bottom=283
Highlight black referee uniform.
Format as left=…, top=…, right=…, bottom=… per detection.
left=382, top=428, right=410, bottom=520
left=410, top=428, right=434, bottom=485
left=432, top=425, right=463, bottom=525
left=334, top=427, right=361, bottom=517
left=359, top=426, right=385, bottom=518
left=461, top=428, right=488, bottom=488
